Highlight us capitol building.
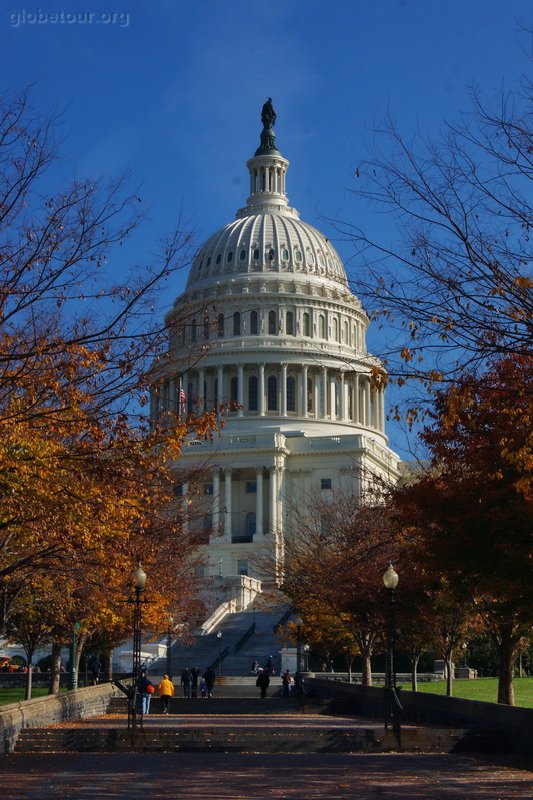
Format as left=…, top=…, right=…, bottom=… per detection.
left=150, top=100, right=400, bottom=590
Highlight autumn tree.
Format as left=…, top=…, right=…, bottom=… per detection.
left=275, top=486, right=415, bottom=685
left=396, top=355, right=532, bottom=704
left=0, top=88, right=222, bottom=661
left=340, top=72, right=532, bottom=408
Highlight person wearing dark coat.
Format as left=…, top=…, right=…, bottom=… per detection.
left=256, top=668, right=270, bottom=698
left=190, top=666, right=200, bottom=698
left=181, top=667, right=191, bottom=698
left=204, top=666, right=216, bottom=698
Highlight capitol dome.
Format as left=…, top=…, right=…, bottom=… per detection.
left=151, top=100, right=399, bottom=583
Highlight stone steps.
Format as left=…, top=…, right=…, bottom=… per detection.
left=15, top=720, right=466, bottom=754
left=106, top=696, right=318, bottom=715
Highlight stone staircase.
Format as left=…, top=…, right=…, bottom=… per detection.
left=14, top=691, right=468, bottom=755
left=152, top=603, right=292, bottom=678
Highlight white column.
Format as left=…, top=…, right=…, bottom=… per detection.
left=212, top=470, right=220, bottom=537
left=302, top=365, right=308, bottom=418
left=281, top=363, right=287, bottom=416
left=224, top=468, right=232, bottom=541
left=197, top=368, right=205, bottom=413
left=269, top=466, right=277, bottom=535
left=322, top=367, right=328, bottom=418
left=380, top=388, right=386, bottom=432
left=354, top=374, right=360, bottom=423
left=365, top=379, right=371, bottom=426
left=256, top=468, right=264, bottom=537
left=238, top=364, right=244, bottom=416
left=217, top=366, right=223, bottom=407
left=340, top=373, right=346, bottom=421
left=258, top=363, right=265, bottom=416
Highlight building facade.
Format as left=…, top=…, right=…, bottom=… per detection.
left=151, top=103, right=400, bottom=582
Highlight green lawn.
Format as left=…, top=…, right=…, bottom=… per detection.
left=406, top=677, right=533, bottom=708
left=0, top=687, right=56, bottom=705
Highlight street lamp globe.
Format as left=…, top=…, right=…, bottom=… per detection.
left=383, top=563, right=399, bottom=590
left=134, top=563, right=147, bottom=590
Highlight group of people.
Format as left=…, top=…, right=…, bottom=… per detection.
left=255, top=664, right=305, bottom=699
left=180, top=666, right=216, bottom=699
left=137, top=666, right=217, bottom=715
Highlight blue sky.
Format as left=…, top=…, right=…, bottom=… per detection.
left=2, top=0, right=531, bottom=458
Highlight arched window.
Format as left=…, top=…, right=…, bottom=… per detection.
left=287, top=376, right=296, bottom=412
left=267, top=375, right=277, bottom=411
left=307, top=377, right=314, bottom=413
left=233, top=311, right=241, bottom=336
left=191, top=319, right=197, bottom=342
left=286, top=311, right=294, bottom=335
left=318, top=315, right=325, bottom=339
left=245, top=512, right=256, bottom=539
left=248, top=375, right=258, bottom=411
left=230, top=375, right=238, bottom=405
left=227, top=251, right=233, bottom=263
left=303, top=312, right=310, bottom=337
left=332, top=318, right=339, bottom=342
left=204, top=316, right=210, bottom=340
left=217, top=314, right=224, bottom=337
left=250, top=310, right=259, bottom=335
left=268, top=310, right=277, bottom=335
left=343, top=320, right=349, bottom=344
left=239, top=248, right=247, bottom=262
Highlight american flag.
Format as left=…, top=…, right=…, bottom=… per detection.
left=179, top=387, right=187, bottom=414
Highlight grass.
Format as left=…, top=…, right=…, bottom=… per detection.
left=404, top=677, right=533, bottom=709
left=0, top=687, right=57, bottom=705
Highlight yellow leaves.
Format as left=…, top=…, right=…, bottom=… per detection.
left=400, top=347, right=414, bottom=362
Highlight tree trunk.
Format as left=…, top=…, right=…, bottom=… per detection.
left=411, top=654, right=420, bottom=693
left=446, top=654, right=453, bottom=697
left=361, top=652, right=372, bottom=686
left=75, top=632, right=87, bottom=686
left=496, top=625, right=516, bottom=706
left=48, top=642, right=62, bottom=695
left=24, top=664, right=33, bottom=701
left=103, top=648, right=113, bottom=682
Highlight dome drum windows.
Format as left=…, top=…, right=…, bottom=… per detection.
left=250, top=310, right=259, bottom=335
left=233, top=311, right=241, bottom=336
left=268, top=310, right=277, bottom=335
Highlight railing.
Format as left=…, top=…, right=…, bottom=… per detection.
left=233, top=623, right=256, bottom=654
left=209, top=646, right=230, bottom=672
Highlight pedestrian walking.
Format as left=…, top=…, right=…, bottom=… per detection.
left=190, top=666, right=200, bottom=698
left=282, top=669, right=292, bottom=697
left=256, top=668, right=270, bottom=698
left=181, top=667, right=191, bottom=698
left=139, top=670, right=154, bottom=715
left=204, top=666, right=216, bottom=698
left=158, top=674, right=174, bottom=714
left=89, top=656, right=102, bottom=686
left=200, top=677, right=207, bottom=698
left=251, top=659, right=259, bottom=675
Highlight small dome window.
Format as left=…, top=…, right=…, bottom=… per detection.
left=295, top=250, right=302, bottom=262
left=267, top=247, right=275, bottom=262
left=207, top=256, right=211, bottom=267
left=253, top=247, right=260, bottom=260
left=216, top=253, right=222, bottom=265
left=198, top=260, right=203, bottom=272
left=308, top=251, right=315, bottom=265
left=282, top=247, right=289, bottom=261
left=227, top=251, right=233, bottom=263
left=318, top=253, right=325, bottom=266
left=239, top=249, right=247, bottom=261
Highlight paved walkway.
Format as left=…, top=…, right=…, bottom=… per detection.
left=2, top=751, right=532, bottom=799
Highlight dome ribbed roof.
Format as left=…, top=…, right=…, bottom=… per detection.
left=186, top=109, right=347, bottom=290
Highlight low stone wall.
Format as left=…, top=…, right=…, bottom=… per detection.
left=307, top=678, right=533, bottom=756
left=0, top=682, right=120, bottom=754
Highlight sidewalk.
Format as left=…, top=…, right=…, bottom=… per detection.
left=2, top=751, right=532, bottom=799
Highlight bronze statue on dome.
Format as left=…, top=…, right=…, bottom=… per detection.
left=261, top=98, right=276, bottom=129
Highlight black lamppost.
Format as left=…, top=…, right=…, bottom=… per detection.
left=383, top=562, right=401, bottom=747
left=166, top=615, right=174, bottom=679
left=293, top=614, right=304, bottom=673
left=130, top=562, right=147, bottom=734
left=216, top=630, right=222, bottom=676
